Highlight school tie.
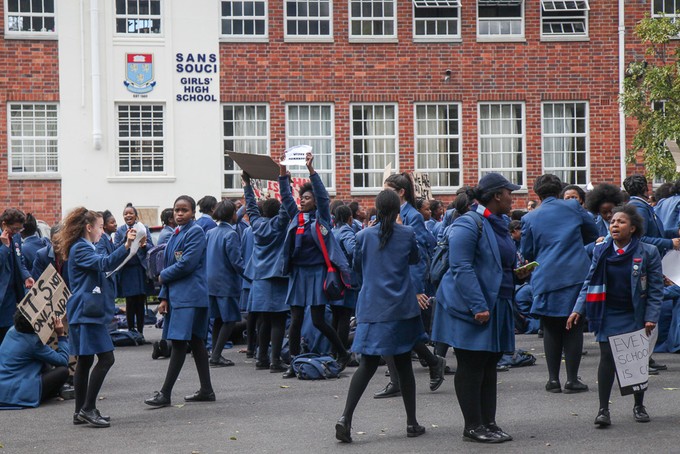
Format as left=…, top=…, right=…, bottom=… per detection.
left=617, top=248, right=625, bottom=255
left=174, top=227, right=180, bottom=235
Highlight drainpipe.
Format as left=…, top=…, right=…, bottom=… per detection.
left=90, top=0, right=102, bottom=150
left=618, top=0, right=626, bottom=184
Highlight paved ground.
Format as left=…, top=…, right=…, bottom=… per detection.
left=1, top=327, right=680, bottom=454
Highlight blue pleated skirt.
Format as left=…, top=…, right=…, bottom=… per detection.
left=250, top=278, right=289, bottom=312
left=239, top=288, right=250, bottom=312
left=116, top=262, right=149, bottom=297
left=69, top=323, right=114, bottom=356
left=531, top=284, right=582, bottom=318
left=165, top=306, right=209, bottom=341
left=209, top=295, right=241, bottom=322
left=597, top=307, right=637, bottom=342
left=329, top=288, right=357, bottom=309
left=352, top=316, right=427, bottom=356
left=286, top=265, right=329, bottom=307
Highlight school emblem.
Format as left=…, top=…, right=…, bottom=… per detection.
left=124, top=53, right=156, bottom=94
left=319, top=225, right=328, bottom=236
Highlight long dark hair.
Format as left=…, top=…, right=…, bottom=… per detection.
left=53, top=207, right=102, bottom=260
left=375, top=190, right=400, bottom=249
left=384, top=173, right=416, bottom=208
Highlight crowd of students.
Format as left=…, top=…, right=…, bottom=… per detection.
left=0, top=153, right=678, bottom=444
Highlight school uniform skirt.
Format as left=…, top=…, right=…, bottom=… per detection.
left=209, top=296, right=241, bottom=323
left=530, top=284, right=582, bottom=318
left=286, top=265, right=329, bottom=307
left=116, top=262, right=148, bottom=297
left=596, top=307, right=638, bottom=342
left=250, top=278, right=289, bottom=312
left=165, top=306, right=209, bottom=341
left=69, top=323, right=114, bottom=356
left=329, top=288, right=357, bottom=309
left=352, top=316, right=427, bottom=356
left=239, top=287, right=250, bottom=312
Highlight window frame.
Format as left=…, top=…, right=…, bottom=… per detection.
left=350, top=103, right=399, bottom=194
left=114, top=0, right=163, bottom=37
left=540, top=0, right=589, bottom=41
left=219, top=0, right=269, bottom=42
left=348, top=0, right=398, bottom=43
left=541, top=101, right=590, bottom=187
left=222, top=103, right=271, bottom=194
left=412, top=0, right=461, bottom=42
left=116, top=103, right=166, bottom=176
left=477, top=102, right=526, bottom=188
left=652, top=0, right=680, bottom=21
left=413, top=102, right=462, bottom=192
left=7, top=102, right=60, bottom=178
left=476, top=0, right=525, bottom=42
left=284, top=0, right=334, bottom=42
left=4, top=0, right=57, bottom=40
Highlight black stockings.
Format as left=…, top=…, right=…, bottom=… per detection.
left=40, top=366, right=69, bottom=402
left=126, top=294, right=146, bottom=334
left=258, top=312, right=288, bottom=364
left=74, top=352, right=115, bottom=413
left=161, top=337, right=213, bottom=397
left=542, top=315, right=583, bottom=382
left=454, top=348, right=503, bottom=429
left=211, top=318, right=235, bottom=361
left=331, top=306, right=353, bottom=351
left=598, top=342, right=644, bottom=410
left=246, top=311, right=259, bottom=355
left=289, top=306, right=347, bottom=357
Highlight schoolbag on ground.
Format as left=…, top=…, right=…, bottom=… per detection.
left=109, top=329, right=145, bottom=347
left=291, top=353, right=341, bottom=380
left=145, top=243, right=167, bottom=281
left=429, top=211, right=483, bottom=286
left=497, top=349, right=537, bottom=368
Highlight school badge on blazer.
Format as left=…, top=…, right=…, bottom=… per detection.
left=174, top=251, right=183, bottom=262
left=124, top=53, right=156, bottom=94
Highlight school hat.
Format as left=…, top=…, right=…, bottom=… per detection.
left=478, top=173, right=521, bottom=194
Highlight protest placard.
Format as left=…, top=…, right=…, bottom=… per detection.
left=17, top=264, right=71, bottom=345
left=608, top=327, right=658, bottom=396
left=226, top=151, right=281, bottom=181
left=661, top=249, right=680, bottom=285
left=280, top=145, right=311, bottom=166
left=412, top=172, right=432, bottom=200
left=251, top=177, right=310, bottom=206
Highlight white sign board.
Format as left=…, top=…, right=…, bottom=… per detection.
left=608, top=327, right=658, bottom=396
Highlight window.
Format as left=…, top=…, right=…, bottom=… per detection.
left=653, top=0, right=680, bottom=19
left=414, top=104, right=461, bottom=189
left=350, top=0, right=396, bottom=40
left=542, top=102, right=588, bottom=185
left=541, top=0, right=588, bottom=37
left=286, top=105, right=335, bottom=189
left=8, top=104, right=58, bottom=174
left=477, top=0, right=524, bottom=38
left=351, top=104, right=398, bottom=191
left=413, top=0, right=460, bottom=40
left=223, top=104, right=269, bottom=191
left=285, top=0, right=332, bottom=39
left=117, top=104, right=164, bottom=174
left=5, top=0, right=56, bottom=35
left=478, top=103, right=524, bottom=186
left=115, top=0, right=161, bottom=34
left=221, top=1, right=267, bottom=39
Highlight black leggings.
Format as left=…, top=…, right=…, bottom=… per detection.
left=331, top=306, right=353, bottom=351
left=598, top=342, right=644, bottom=410
left=342, top=352, right=418, bottom=426
left=542, top=315, right=583, bottom=382
left=74, top=351, right=115, bottom=413
left=288, top=306, right=347, bottom=357
left=258, top=312, right=288, bottom=364
left=126, top=294, right=146, bottom=334
left=386, top=342, right=439, bottom=386
left=161, top=336, right=213, bottom=397
left=246, top=312, right=260, bottom=355
left=211, top=318, right=235, bottom=361
left=454, top=349, right=503, bottom=430
left=41, top=366, right=69, bottom=402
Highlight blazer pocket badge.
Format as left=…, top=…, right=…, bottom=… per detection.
left=174, top=251, right=183, bottom=261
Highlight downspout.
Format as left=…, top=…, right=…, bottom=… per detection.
left=618, top=0, right=626, bottom=184
left=90, top=0, right=102, bottom=150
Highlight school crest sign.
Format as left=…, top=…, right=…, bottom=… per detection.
left=124, top=53, right=156, bottom=94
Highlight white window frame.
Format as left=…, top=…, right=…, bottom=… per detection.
left=285, top=104, right=336, bottom=191
left=222, top=103, right=270, bottom=193
left=116, top=103, right=166, bottom=175
left=114, top=0, right=163, bottom=36
left=4, top=0, right=57, bottom=39
left=7, top=103, right=59, bottom=178
left=284, top=0, right=333, bottom=42
left=349, top=0, right=398, bottom=43
left=476, top=0, right=525, bottom=42
left=541, top=101, right=589, bottom=186
left=350, top=103, right=399, bottom=193
left=540, top=0, right=589, bottom=41
left=477, top=102, right=526, bottom=188
left=412, top=0, right=461, bottom=42
left=220, top=0, right=269, bottom=42
left=652, top=0, right=680, bottom=20
left=413, top=103, right=462, bottom=192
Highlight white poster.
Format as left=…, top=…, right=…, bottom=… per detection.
left=608, top=327, right=658, bottom=396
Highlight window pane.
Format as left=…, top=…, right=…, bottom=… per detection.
left=223, top=104, right=269, bottom=190
left=8, top=104, right=59, bottom=173
left=478, top=103, right=524, bottom=186
left=222, top=1, right=268, bottom=37
left=351, top=104, right=397, bottom=190
left=117, top=104, right=164, bottom=173
left=542, top=102, right=588, bottom=185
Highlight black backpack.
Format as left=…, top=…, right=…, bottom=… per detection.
left=429, top=211, right=483, bottom=286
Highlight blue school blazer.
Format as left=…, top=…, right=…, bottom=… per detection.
left=654, top=194, right=680, bottom=232
left=354, top=224, right=420, bottom=323
left=67, top=238, right=128, bottom=325
left=333, top=223, right=360, bottom=288
left=159, top=220, right=209, bottom=309
left=521, top=197, right=599, bottom=295
left=195, top=214, right=217, bottom=233
left=435, top=213, right=503, bottom=323
left=401, top=202, right=436, bottom=294
left=21, top=235, right=48, bottom=274
left=31, top=245, right=69, bottom=287
left=157, top=225, right=174, bottom=246
left=244, top=184, right=290, bottom=280
left=114, top=224, right=153, bottom=267
left=240, top=225, right=254, bottom=289
left=206, top=222, right=244, bottom=298
left=0, top=233, right=31, bottom=305
left=0, top=327, right=69, bottom=407
left=573, top=239, right=663, bottom=327
left=629, top=196, right=677, bottom=256
left=279, top=173, right=350, bottom=280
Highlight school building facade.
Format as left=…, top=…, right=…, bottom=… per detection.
left=0, top=0, right=663, bottom=225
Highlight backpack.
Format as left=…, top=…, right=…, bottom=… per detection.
left=429, top=211, right=483, bottom=286
left=109, top=329, right=145, bottom=347
left=145, top=243, right=167, bottom=281
left=497, top=349, right=537, bottom=368
left=291, top=353, right=341, bottom=380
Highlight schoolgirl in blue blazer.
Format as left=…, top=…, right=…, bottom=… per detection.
left=243, top=170, right=291, bottom=372
left=0, top=209, right=33, bottom=345
left=145, top=195, right=215, bottom=409
left=157, top=208, right=176, bottom=246
left=279, top=153, right=352, bottom=378
left=53, top=208, right=136, bottom=428
left=206, top=200, right=245, bottom=368
left=196, top=195, right=218, bottom=233
left=331, top=205, right=359, bottom=355
left=335, top=190, right=427, bottom=443
left=20, top=214, right=48, bottom=273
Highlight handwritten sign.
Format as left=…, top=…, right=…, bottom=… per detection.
left=251, top=177, right=310, bottom=207
left=412, top=172, right=432, bottom=200
left=280, top=145, right=311, bottom=166
left=17, top=264, right=71, bottom=345
left=609, top=327, right=658, bottom=396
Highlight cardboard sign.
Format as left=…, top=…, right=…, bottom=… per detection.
left=280, top=145, right=311, bottom=166
left=662, top=250, right=680, bottom=285
left=17, top=264, right=71, bottom=345
left=227, top=151, right=281, bottom=181
left=251, top=177, right=310, bottom=207
left=609, top=327, right=658, bottom=396
left=412, top=172, right=432, bottom=200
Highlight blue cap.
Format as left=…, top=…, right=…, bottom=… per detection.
left=478, top=173, right=521, bottom=194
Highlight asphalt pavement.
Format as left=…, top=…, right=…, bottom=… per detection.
left=1, top=327, right=679, bottom=454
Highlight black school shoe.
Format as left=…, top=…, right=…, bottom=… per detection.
left=145, top=390, right=171, bottom=407
left=184, top=390, right=216, bottom=402
left=564, top=379, right=589, bottom=394
left=335, top=416, right=352, bottom=443
left=429, top=356, right=446, bottom=391
left=633, top=405, right=650, bottom=423
left=407, top=424, right=426, bottom=438
left=486, top=423, right=513, bottom=442
left=151, top=341, right=161, bottom=360
left=373, top=382, right=401, bottom=399
left=594, top=408, right=611, bottom=426
left=77, top=408, right=110, bottom=428
left=209, top=356, right=234, bottom=367
left=463, top=425, right=504, bottom=443
left=545, top=379, right=562, bottom=393
left=282, top=365, right=296, bottom=379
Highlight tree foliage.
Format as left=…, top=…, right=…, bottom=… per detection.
left=621, top=15, right=680, bottom=181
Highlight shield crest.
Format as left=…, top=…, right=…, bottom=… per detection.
left=124, top=53, right=156, bottom=94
